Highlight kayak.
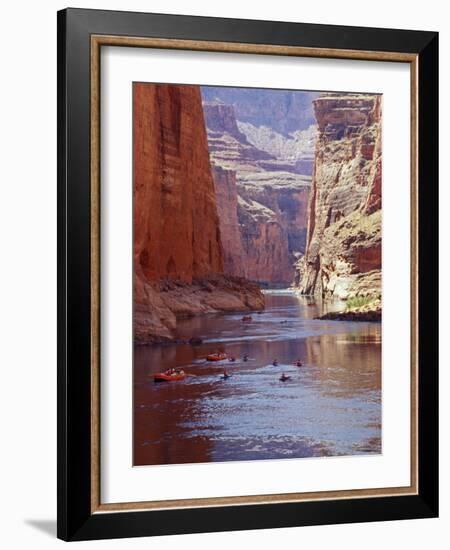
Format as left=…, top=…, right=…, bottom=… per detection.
left=153, top=373, right=186, bottom=382
left=206, top=353, right=227, bottom=361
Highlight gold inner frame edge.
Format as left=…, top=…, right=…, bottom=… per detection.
left=90, top=34, right=419, bottom=514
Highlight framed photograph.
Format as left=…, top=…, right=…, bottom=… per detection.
left=57, top=8, right=438, bottom=541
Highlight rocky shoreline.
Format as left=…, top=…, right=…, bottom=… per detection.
left=134, top=274, right=265, bottom=345
left=316, top=309, right=381, bottom=322
left=316, top=298, right=381, bottom=322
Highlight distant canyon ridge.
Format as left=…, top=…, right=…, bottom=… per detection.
left=133, top=83, right=382, bottom=343
left=202, top=87, right=317, bottom=285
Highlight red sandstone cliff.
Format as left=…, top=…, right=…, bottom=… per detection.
left=134, top=84, right=264, bottom=343
left=296, top=93, right=382, bottom=308
left=134, top=84, right=223, bottom=283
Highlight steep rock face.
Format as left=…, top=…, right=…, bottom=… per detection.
left=212, top=165, right=247, bottom=278
left=201, top=103, right=250, bottom=143
left=203, top=97, right=311, bottom=284
left=276, top=186, right=309, bottom=256
left=297, top=94, right=382, bottom=301
left=133, top=83, right=264, bottom=343
left=203, top=103, right=276, bottom=165
left=134, top=83, right=223, bottom=284
left=237, top=183, right=309, bottom=284
left=237, top=194, right=292, bottom=284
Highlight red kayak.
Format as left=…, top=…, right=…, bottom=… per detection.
left=153, top=372, right=186, bottom=382
left=206, top=353, right=227, bottom=362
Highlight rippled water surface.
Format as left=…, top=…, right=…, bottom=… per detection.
left=134, top=291, right=381, bottom=466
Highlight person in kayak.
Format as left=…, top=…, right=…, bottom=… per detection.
left=280, top=373, right=290, bottom=382
left=222, top=370, right=231, bottom=379
left=243, top=354, right=249, bottom=362
left=294, top=359, right=302, bottom=367
left=273, top=359, right=279, bottom=366
left=229, top=356, right=236, bottom=362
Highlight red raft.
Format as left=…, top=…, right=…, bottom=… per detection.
left=206, top=353, right=227, bottom=362
left=153, top=372, right=186, bottom=382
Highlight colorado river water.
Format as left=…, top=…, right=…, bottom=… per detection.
left=134, top=290, right=381, bottom=466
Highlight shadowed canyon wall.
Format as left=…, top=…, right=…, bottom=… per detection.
left=134, top=84, right=264, bottom=343
left=295, top=94, right=382, bottom=305
left=211, top=165, right=247, bottom=277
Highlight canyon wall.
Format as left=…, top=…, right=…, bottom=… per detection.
left=237, top=183, right=309, bottom=284
left=296, top=94, right=382, bottom=305
left=203, top=99, right=311, bottom=285
left=212, top=165, right=247, bottom=278
left=134, top=83, right=223, bottom=284
left=237, top=192, right=292, bottom=284
left=134, top=84, right=264, bottom=343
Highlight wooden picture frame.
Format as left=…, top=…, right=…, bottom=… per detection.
left=57, top=7, right=438, bottom=541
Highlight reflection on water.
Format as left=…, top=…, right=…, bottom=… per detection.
left=134, top=291, right=381, bottom=466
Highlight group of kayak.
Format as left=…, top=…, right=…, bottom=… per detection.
left=153, top=352, right=303, bottom=383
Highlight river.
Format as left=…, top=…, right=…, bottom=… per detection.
left=134, top=290, right=381, bottom=466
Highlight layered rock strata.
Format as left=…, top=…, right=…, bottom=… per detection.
left=296, top=94, right=382, bottom=306
left=133, top=83, right=264, bottom=343
left=201, top=87, right=319, bottom=136
left=237, top=122, right=317, bottom=176
left=203, top=100, right=311, bottom=284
